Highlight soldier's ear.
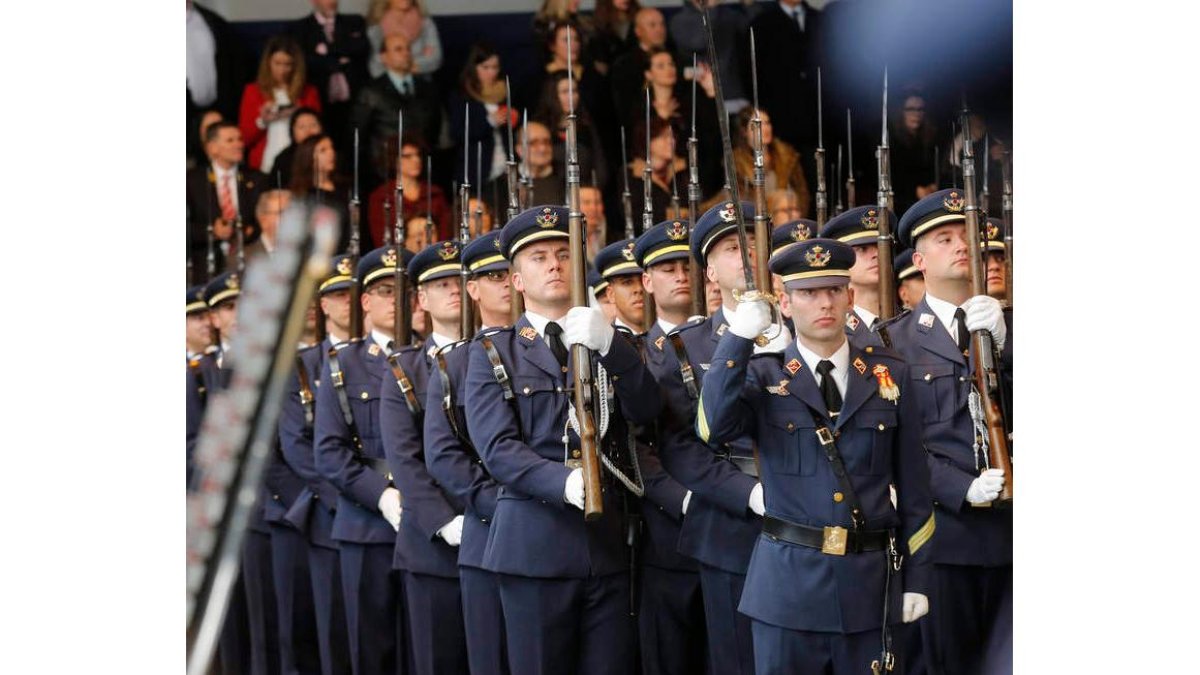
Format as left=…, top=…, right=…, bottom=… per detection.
left=846, top=285, right=856, bottom=306
left=510, top=271, right=525, bottom=293
left=641, top=271, right=652, bottom=293
left=912, top=250, right=927, bottom=274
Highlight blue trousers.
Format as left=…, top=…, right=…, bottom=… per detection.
left=459, top=567, right=510, bottom=675
left=922, top=563, right=1012, bottom=675
left=338, top=542, right=400, bottom=675
left=399, top=571, right=468, bottom=675
left=697, top=563, right=755, bottom=675
left=752, top=620, right=894, bottom=675
left=638, top=565, right=708, bottom=675
left=269, top=522, right=321, bottom=675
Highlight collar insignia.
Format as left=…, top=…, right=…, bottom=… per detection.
left=519, top=326, right=539, bottom=341
left=654, top=335, right=666, bottom=350
left=918, top=313, right=936, bottom=328
left=785, top=358, right=802, bottom=376
left=853, top=357, right=867, bottom=375
left=367, top=343, right=381, bottom=356
left=846, top=313, right=860, bottom=330
left=716, top=323, right=728, bottom=336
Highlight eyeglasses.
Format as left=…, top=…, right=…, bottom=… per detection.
left=904, top=106, right=925, bottom=113
left=401, top=152, right=420, bottom=159
left=479, top=270, right=511, bottom=283
left=367, top=284, right=397, bottom=297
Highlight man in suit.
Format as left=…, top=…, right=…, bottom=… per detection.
left=353, top=35, right=442, bottom=189
left=631, top=219, right=710, bottom=675
left=423, top=232, right=513, bottom=675
left=186, top=122, right=265, bottom=278
left=747, top=0, right=822, bottom=157
left=819, top=205, right=899, bottom=349
left=695, top=237, right=933, bottom=674
left=246, top=190, right=292, bottom=264
left=463, top=205, right=664, bottom=674
left=887, top=188, right=1012, bottom=675
left=486, top=122, right=565, bottom=210
left=289, top=0, right=372, bottom=167
left=610, top=7, right=672, bottom=128
left=313, top=245, right=414, bottom=675
left=379, top=241, right=470, bottom=675
left=277, top=256, right=358, bottom=675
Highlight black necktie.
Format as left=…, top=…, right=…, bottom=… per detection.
left=953, top=308, right=970, bottom=354
left=544, top=321, right=569, bottom=368
left=386, top=339, right=395, bottom=353
left=816, top=360, right=842, bottom=418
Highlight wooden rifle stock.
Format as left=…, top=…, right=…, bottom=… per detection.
left=960, top=110, right=1012, bottom=506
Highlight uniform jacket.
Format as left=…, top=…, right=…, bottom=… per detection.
left=846, top=307, right=888, bottom=349
left=423, top=332, right=504, bottom=571
left=379, top=336, right=463, bottom=578
left=313, top=338, right=397, bottom=545
left=888, top=296, right=1013, bottom=567
left=185, top=164, right=266, bottom=276
left=697, top=334, right=934, bottom=633
left=463, top=314, right=662, bottom=578
left=652, top=308, right=762, bottom=573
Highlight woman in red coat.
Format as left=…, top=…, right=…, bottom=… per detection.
left=367, top=136, right=450, bottom=248
left=239, top=35, right=322, bottom=172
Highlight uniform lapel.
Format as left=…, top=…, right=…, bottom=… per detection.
left=781, top=343, right=833, bottom=423
left=515, top=315, right=564, bottom=380
left=914, top=297, right=967, bottom=366
left=835, top=345, right=879, bottom=430
left=709, top=307, right=728, bottom=346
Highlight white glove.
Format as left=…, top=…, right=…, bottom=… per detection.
left=377, top=487, right=402, bottom=531
left=902, top=592, right=929, bottom=623
left=681, top=490, right=692, bottom=516
left=728, top=299, right=772, bottom=341
left=437, top=515, right=465, bottom=547
left=748, top=482, right=765, bottom=516
left=563, top=305, right=616, bottom=356
left=965, top=468, right=1006, bottom=505
left=564, top=468, right=585, bottom=510
left=961, top=294, right=1006, bottom=351
left=753, top=323, right=791, bottom=354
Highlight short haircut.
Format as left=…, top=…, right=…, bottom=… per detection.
left=205, top=120, right=239, bottom=145
left=256, top=189, right=291, bottom=216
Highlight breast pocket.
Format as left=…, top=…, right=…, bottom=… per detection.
left=854, top=408, right=898, bottom=475
left=909, top=363, right=960, bottom=423
left=514, top=374, right=563, bottom=442
left=762, top=411, right=817, bottom=476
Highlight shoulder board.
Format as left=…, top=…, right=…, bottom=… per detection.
left=434, top=339, right=471, bottom=357
left=614, top=325, right=636, bottom=338
left=671, top=317, right=709, bottom=336
left=471, top=325, right=513, bottom=343
left=203, top=344, right=221, bottom=356
left=872, top=308, right=912, bottom=333
left=857, top=344, right=904, bottom=361
left=749, top=351, right=785, bottom=363
left=297, top=342, right=324, bottom=357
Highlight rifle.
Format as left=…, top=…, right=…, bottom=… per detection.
left=349, top=129, right=363, bottom=337
left=845, top=109, right=856, bottom=208
left=460, top=106, right=475, bottom=339
left=620, top=126, right=636, bottom=241
left=186, top=202, right=338, bottom=675
left=505, top=79, right=525, bottom=324
left=565, top=29, right=604, bottom=521
left=959, top=106, right=1012, bottom=507
left=746, top=29, right=773, bottom=300
left=205, top=168, right=216, bottom=281
left=814, top=67, right=828, bottom=227
left=233, top=163, right=246, bottom=275
left=686, top=53, right=706, bottom=317
left=835, top=143, right=844, bottom=216
left=642, top=89, right=657, bottom=331
left=394, top=111, right=411, bottom=347
left=875, top=69, right=897, bottom=321
left=521, top=108, right=533, bottom=209
left=668, top=132, right=682, bottom=221
left=981, top=133, right=991, bottom=215
left=1001, top=149, right=1013, bottom=307
left=475, top=141, right=485, bottom=236
left=933, top=144, right=941, bottom=189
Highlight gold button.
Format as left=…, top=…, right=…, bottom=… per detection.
left=786, top=422, right=795, bottom=431
left=923, top=373, right=932, bottom=381
left=360, top=391, right=369, bottom=399
left=572, top=449, right=581, bottom=459
left=833, top=492, right=844, bottom=503
left=561, top=366, right=569, bottom=374
left=522, top=386, right=531, bottom=395
left=877, top=423, right=886, bottom=431
left=727, top=360, right=735, bottom=368
left=865, top=347, right=874, bottom=353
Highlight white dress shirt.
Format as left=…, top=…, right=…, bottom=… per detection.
left=923, top=292, right=964, bottom=343
left=524, top=309, right=568, bottom=353
left=854, top=305, right=879, bottom=328
left=371, top=329, right=395, bottom=355
left=657, top=318, right=677, bottom=335
left=795, top=337, right=849, bottom=399
left=212, top=163, right=240, bottom=214
left=779, top=1, right=807, bottom=32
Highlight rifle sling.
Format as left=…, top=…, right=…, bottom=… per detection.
left=434, top=349, right=480, bottom=463
left=667, top=333, right=699, bottom=400
left=326, top=345, right=364, bottom=454
left=386, top=352, right=424, bottom=420
left=295, top=355, right=315, bottom=428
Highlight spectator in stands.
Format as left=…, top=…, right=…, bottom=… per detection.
left=588, top=0, right=641, bottom=78
left=669, top=0, right=758, bottom=115
left=187, top=1, right=246, bottom=133
left=289, top=133, right=358, bottom=252
left=610, top=7, right=670, bottom=126
left=402, top=215, right=435, bottom=252
left=891, top=90, right=938, bottom=215
left=535, top=70, right=607, bottom=190
left=450, top=43, right=516, bottom=190
left=628, top=115, right=684, bottom=225
left=487, top=120, right=564, bottom=207
left=189, top=108, right=224, bottom=171
left=288, top=0, right=372, bottom=166
left=245, top=190, right=292, bottom=261
left=366, top=0, right=443, bottom=79
left=367, top=137, right=451, bottom=247
left=733, top=107, right=812, bottom=217
left=748, top=0, right=823, bottom=156
left=533, top=0, right=589, bottom=63
left=239, top=36, right=322, bottom=173
left=268, top=107, right=323, bottom=188
left=186, top=122, right=266, bottom=274
left=580, top=185, right=608, bottom=259
left=353, top=34, right=442, bottom=188
left=768, top=188, right=804, bottom=226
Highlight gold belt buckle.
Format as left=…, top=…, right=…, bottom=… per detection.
left=822, top=525, right=848, bottom=555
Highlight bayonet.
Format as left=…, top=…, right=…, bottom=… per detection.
left=815, top=67, right=827, bottom=227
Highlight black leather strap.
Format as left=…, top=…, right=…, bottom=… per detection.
left=386, top=352, right=423, bottom=419
left=763, top=515, right=889, bottom=552
left=667, top=333, right=699, bottom=400
left=326, top=345, right=364, bottom=453
left=295, top=354, right=315, bottom=428
left=481, top=335, right=523, bottom=443
left=434, top=347, right=479, bottom=463
left=807, top=408, right=869, bottom=531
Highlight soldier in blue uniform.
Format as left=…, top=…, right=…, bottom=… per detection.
left=651, top=201, right=788, bottom=675
left=630, top=218, right=709, bottom=675
left=819, top=206, right=898, bottom=348
left=186, top=284, right=214, bottom=361
left=770, top=219, right=819, bottom=338
left=313, top=245, right=414, bottom=675
left=888, top=189, right=1012, bottom=675
left=893, top=249, right=924, bottom=311
left=423, top=231, right=513, bottom=675
left=278, top=255, right=357, bottom=675
left=696, top=237, right=933, bottom=674
left=984, top=217, right=1008, bottom=302
left=379, top=240, right=470, bottom=675
left=462, top=205, right=664, bottom=675
left=594, top=238, right=648, bottom=333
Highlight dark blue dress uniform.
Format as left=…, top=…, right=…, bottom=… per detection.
left=277, top=255, right=358, bottom=675
left=821, top=206, right=898, bottom=349
left=378, top=241, right=470, bottom=675
left=769, top=219, right=818, bottom=260
left=891, top=190, right=1013, bottom=675
left=422, top=233, right=511, bottom=675
left=631, top=219, right=709, bottom=675
left=696, top=239, right=935, bottom=675
left=313, top=246, right=413, bottom=675
left=652, top=202, right=767, bottom=675
left=463, top=205, right=664, bottom=675
left=187, top=271, right=282, bottom=675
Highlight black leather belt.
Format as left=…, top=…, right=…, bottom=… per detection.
left=728, top=455, right=758, bottom=477
left=763, top=515, right=890, bottom=556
